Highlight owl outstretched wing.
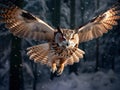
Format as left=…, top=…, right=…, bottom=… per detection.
left=0, top=2, right=55, bottom=41
left=78, top=3, right=120, bottom=43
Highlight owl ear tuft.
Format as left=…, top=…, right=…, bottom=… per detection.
left=57, top=26, right=61, bottom=32
left=57, top=26, right=63, bottom=33
left=74, top=29, right=78, bottom=34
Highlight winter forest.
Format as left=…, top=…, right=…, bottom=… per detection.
left=0, top=0, right=120, bottom=90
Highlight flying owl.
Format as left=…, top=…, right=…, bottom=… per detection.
left=0, top=1, right=120, bottom=75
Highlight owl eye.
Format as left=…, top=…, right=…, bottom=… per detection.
left=60, top=36, right=65, bottom=41
left=71, top=37, right=74, bottom=40
left=59, top=36, right=65, bottom=42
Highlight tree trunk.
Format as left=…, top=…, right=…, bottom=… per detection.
left=95, top=0, right=100, bottom=71
left=80, top=0, right=86, bottom=62
left=70, top=0, right=75, bottom=29
left=33, top=64, right=37, bottom=90
left=50, top=0, right=61, bottom=80
left=9, top=0, right=25, bottom=90
left=69, top=0, right=80, bottom=75
left=52, top=0, right=61, bottom=27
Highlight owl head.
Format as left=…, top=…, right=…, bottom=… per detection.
left=54, top=27, right=79, bottom=48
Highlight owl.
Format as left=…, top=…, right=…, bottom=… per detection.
left=0, top=1, right=120, bottom=75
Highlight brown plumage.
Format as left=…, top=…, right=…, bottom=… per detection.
left=0, top=1, right=120, bottom=75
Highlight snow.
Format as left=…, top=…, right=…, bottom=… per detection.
left=60, top=2, right=70, bottom=28
left=0, top=0, right=120, bottom=90
left=35, top=70, right=120, bottom=90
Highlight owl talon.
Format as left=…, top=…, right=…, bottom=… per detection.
left=51, top=68, right=57, bottom=73
left=51, top=63, right=57, bottom=73
left=57, top=64, right=64, bottom=75
left=57, top=69, right=63, bottom=75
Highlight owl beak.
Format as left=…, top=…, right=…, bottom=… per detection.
left=66, top=42, right=69, bottom=46
left=65, top=41, right=70, bottom=48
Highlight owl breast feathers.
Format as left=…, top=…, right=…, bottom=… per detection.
left=0, top=1, right=120, bottom=75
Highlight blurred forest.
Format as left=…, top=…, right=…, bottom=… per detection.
left=0, top=0, right=120, bottom=90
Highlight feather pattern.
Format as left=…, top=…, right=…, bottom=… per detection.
left=78, top=4, right=120, bottom=43
left=0, top=1, right=120, bottom=75
left=27, top=42, right=85, bottom=67
left=0, top=2, right=55, bottom=41
left=27, top=43, right=49, bottom=64
left=66, top=48, right=85, bottom=65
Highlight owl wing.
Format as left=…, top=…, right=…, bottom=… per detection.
left=78, top=3, right=120, bottom=43
left=27, top=43, right=50, bottom=65
left=0, top=2, right=55, bottom=41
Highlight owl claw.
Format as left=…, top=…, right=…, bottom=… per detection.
left=57, top=69, right=63, bottom=75
left=51, top=63, right=57, bottom=73
left=51, top=68, right=57, bottom=73
left=57, top=64, right=64, bottom=75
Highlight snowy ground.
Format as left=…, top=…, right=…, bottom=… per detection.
left=0, top=0, right=120, bottom=90
left=35, top=70, right=120, bottom=90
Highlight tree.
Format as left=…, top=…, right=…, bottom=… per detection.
left=9, top=0, right=25, bottom=90
left=69, top=0, right=80, bottom=75
left=70, top=0, right=75, bottom=29
left=80, top=0, right=86, bottom=62
left=95, top=0, right=100, bottom=71
left=50, top=0, right=61, bottom=80
left=52, top=0, right=61, bottom=27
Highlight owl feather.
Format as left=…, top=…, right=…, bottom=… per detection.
left=0, top=1, right=120, bottom=75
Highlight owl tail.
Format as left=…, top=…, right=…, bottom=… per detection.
left=27, top=43, right=50, bottom=64
left=67, top=48, right=85, bottom=65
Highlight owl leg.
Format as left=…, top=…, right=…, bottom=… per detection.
left=51, top=62, right=57, bottom=73
left=57, top=59, right=66, bottom=75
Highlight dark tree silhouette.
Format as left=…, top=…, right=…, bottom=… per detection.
left=70, top=0, right=75, bottom=29
left=9, top=0, right=25, bottom=90
left=80, top=0, right=86, bottom=62
left=95, top=0, right=100, bottom=71
left=69, top=0, right=80, bottom=75
left=52, top=0, right=61, bottom=27
left=33, top=63, right=37, bottom=90
left=50, top=0, right=61, bottom=80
